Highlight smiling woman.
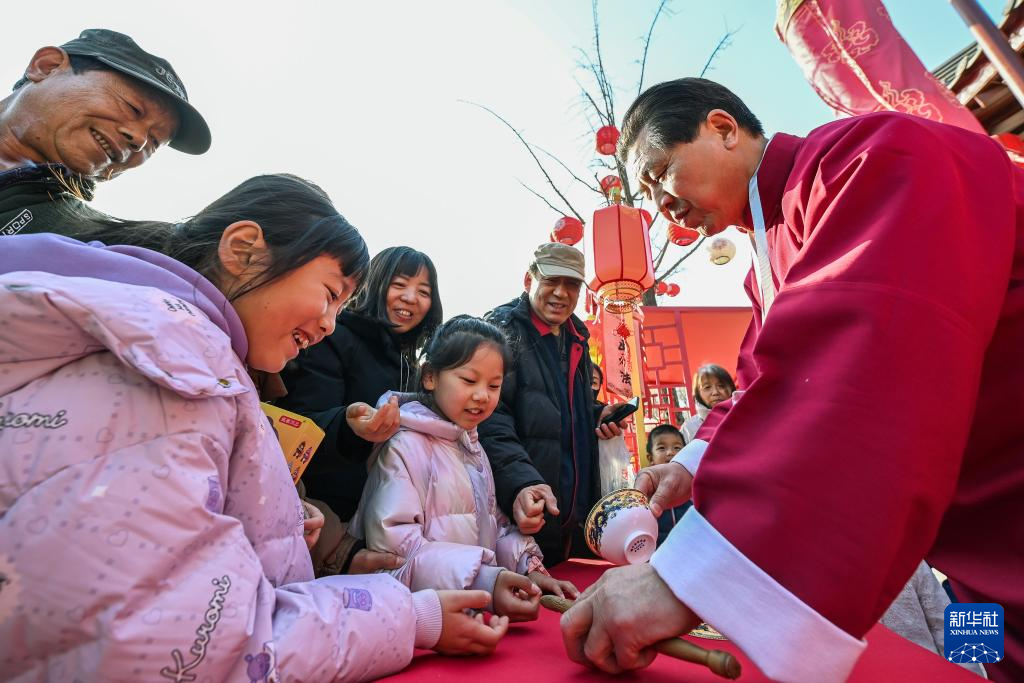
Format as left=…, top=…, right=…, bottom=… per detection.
left=278, top=246, right=444, bottom=522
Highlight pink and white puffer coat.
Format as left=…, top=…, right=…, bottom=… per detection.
left=351, top=393, right=543, bottom=598
left=0, top=236, right=440, bottom=683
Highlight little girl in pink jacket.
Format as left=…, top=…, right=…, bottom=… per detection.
left=0, top=176, right=507, bottom=682
left=352, top=316, right=577, bottom=620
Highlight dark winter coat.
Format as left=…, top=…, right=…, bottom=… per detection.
left=278, top=310, right=417, bottom=520
left=479, top=294, right=601, bottom=563
left=0, top=164, right=115, bottom=237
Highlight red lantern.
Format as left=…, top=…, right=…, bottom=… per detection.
left=585, top=205, right=655, bottom=312
left=668, top=223, right=699, bottom=247
left=550, top=216, right=584, bottom=246
left=599, top=175, right=622, bottom=193
left=656, top=281, right=668, bottom=295
left=595, top=125, right=620, bottom=156
left=666, top=283, right=680, bottom=296
left=599, top=174, right=623, bottom=203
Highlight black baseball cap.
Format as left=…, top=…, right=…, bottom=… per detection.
left=59, top=29, right=211, bottom=154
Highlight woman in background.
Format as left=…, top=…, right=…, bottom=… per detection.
left=279, top=246, right=443, bottom=523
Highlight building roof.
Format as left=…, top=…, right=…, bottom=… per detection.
left=931, top=0, right=1024, bottom=134
left=933, top=43, right=981, bottom=89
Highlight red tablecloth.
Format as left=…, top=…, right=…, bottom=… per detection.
left=384, top=559, right=981, bottom=682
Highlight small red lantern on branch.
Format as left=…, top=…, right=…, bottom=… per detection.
left=667, top=223, right=700, bottom=247
left=656, top=281, right=668, bottom=295
left=666, top=283, right=680, bottom=296
left=599, top=175, right=623, bottom=203
left=586, top=204, right=655, bottom=312
left=595, top=125, right=620, bottom=156
left=550, top=216, right=584, bottom=246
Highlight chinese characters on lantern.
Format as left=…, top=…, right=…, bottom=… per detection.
left=602, top=311, right=635, bottom=399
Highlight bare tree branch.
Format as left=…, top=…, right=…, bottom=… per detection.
left=658, top=236, right=707, bottom=280
left=583, top=57, right=613, bottom=121
left=535, top=144, right=603, bottom=195
left=637, top=0, right=671, bottom=96
left=574, top=75, right=609, bottom=127
left=652, top=232, right=670, bottom=272
left=517, top=181, right=568, bottom=217
left=590, top=0, right=615, bottom=123
left=462, top=99, right=585, bottom=223
left=613, top=155, right=635, bottom=207
left=653, top=240, right=668, bottom=270
left=653, top=229, right=680, bottom=274
left=699, top=27, right=739, bottom=78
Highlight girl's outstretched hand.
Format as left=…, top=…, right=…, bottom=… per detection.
left=346, top=395, right=400, bottom=443
left=528, top=571, right=579, bottom=600
left=434, top=590, right=509, bottom=656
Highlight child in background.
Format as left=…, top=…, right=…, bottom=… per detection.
left=682, top=364, right=736, bottom=443
left=353, top=316, right=578, bottom=620
left=647, top=424, right=692, bottom=545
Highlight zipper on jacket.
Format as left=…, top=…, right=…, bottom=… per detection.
left=561, top=335, right=586, bottom=529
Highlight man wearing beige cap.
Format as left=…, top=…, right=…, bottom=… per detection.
left=479, top=243, right=626, bottom=565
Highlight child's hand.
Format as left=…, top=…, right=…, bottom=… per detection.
left=528, top=571, right=579, bottom=600
left=300, top=500, right=324, bottom=551
left=349, top=548, right=405, bottom=574
left=346, top=396, right=400, bottom=443
left=434, top=590, right=509, bottom=656
left=493, top=570, right=540, bottom=622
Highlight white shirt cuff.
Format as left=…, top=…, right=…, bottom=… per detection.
left=651, top=508, right=866, bottom=683
left=672, top=438, right=708, bottom=476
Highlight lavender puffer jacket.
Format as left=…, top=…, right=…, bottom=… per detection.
left=0, top=238, right=440, bottom=682
left=351, top=394, right=542, bottom=598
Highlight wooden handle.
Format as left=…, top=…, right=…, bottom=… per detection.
left=541, top=595, right=741, bottom=680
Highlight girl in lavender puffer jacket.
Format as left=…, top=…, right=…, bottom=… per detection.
left=351, top=317, right=578, bottom=621
left=0, top=175, right=508, bottom=683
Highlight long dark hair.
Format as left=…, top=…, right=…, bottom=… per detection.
left=56, top=174, right=369, bottom=300
left=419, top=315, right=512, bottom=393
left=347, top=246, right=442, bottom=350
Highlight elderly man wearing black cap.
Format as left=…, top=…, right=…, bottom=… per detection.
left=479, top=243, right=628, bottom=566
left=0, top=29, right=210, bottom=236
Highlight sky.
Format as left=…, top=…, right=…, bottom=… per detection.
left=1, top=0, right=1006, bottom=315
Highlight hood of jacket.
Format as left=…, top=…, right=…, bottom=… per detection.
left=376, top=390, right=482, bottom=452
left=0, top=234, right=249, bottom=400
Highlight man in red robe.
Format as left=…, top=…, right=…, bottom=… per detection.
left=560, top=77, right=1024, bottom=683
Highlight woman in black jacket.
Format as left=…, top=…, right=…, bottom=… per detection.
left=279, top=246, right=442, bottom=520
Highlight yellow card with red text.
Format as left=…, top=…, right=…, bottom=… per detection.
left=260, top=403, right=325, bottom=484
